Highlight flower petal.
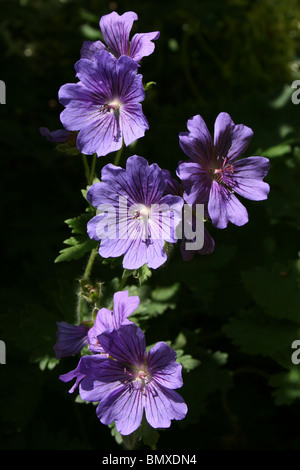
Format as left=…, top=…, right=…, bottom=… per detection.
left=176, top=161, right=211, bottom=204
left=179, top=114, right=213, bottom=165
left=120, top=104, right=149, bottom=146
left=74, top=53, right=116, bottom=99
left=76, top=111, right=122, bottom=156
left=99, top=237, right=130, bottom=259
left=232, top=156, right=270, bottom=201
left=97, top=324, right=146, bottom=366
left=208, top=180, right=249, bottom=229
left=54, top=321, right=89, bottom=359
left=97, top=384, right=144, bottom=435
left=113, top=290, right=140, bottom=322
left=144, top=383, right=188, bottom=429
left=100, top=11, right=138, bottom=58
left=79, top=357, right=126, bottom=402
left=214, top=112, right=253, bottom=162
left=129, top=31, right=160, bottom=62
left=147, top=342, right=183, bottom=389
left=80, top=40, right=107, bottom=60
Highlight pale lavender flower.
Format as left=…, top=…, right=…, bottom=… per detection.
left=54, top=322, right=89, bottom=359
left=87, top=156, right=184, bottom=269
left=61, top=324, right=187, bottom=435
left=58, top=51, right=149, bottom=157
left=177, top=113, right=270, bottom=229
left=80, top=11, right=159, bottom=63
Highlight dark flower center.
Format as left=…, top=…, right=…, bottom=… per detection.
left=210, top=156, right=234, bottom=183
left=123, top=366, right=152, bottom=394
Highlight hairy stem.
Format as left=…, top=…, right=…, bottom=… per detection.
left=76, top=247, right=98, bottom=324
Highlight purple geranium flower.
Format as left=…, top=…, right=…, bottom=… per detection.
left=86, top=155, right=184, bottom=269
left=88, top=290, right=139, bottom=352
left=177, top=113, right=270, bottom=229
left=39, top=127, right=74, bottom=143
left=54, top=321, right=89, bottom=359
left=61, top=324, right=187, bottom=435
left=58, top=51, right=149, bottom=157
left=80, top=11, right=160, bottom=64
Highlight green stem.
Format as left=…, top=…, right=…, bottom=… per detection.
left=82, top=155, right=91, bottom=183
left=114, top=142, right=124, bottom=166
left=89, top=154, right=97, bottom=185
left=76, top=247, right=98, bottom=324
left=83, top=247, right=98, bottom=281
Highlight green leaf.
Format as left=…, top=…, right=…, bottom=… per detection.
left=182, top=348, right=232, bottom=423
left=56, top=143, right=80, bottom=156
left=54, top=238, right=98, bottom=263
left=223, top=309, right=300, bottom=368
left=241, top=262, right=300, bottom=324
left=258, top=142, right=291, bottom=158
left=80, top=24, right=101, bottom=40
left=108, top=423, right=123, bottom=446
left=139, top=416, right=159, bottom=449
left=177, top=353, right=201, bottom=372
left=269, top=368, right=300, bottom=405
left=65, top=213, right=93, bottom=235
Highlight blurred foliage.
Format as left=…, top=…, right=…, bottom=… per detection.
left=1, top=0, right=300, bottom=451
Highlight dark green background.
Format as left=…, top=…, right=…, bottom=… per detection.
left=1, top=0, right=300, bottom=450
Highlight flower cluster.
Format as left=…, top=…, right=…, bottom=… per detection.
left=57, top=291, right=187, bottom=435
left=48, top=9, right=270, bottom=443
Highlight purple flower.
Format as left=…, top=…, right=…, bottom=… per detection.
left=58, top=51, right=149, bottom=157
left=88, top=290, right=140, bottom=352
left=80, top=11, right=160, bottom=64
left=54, top=322, right=89, bottom=359
left=39, top=127, right=74, bottom=143
left=163, top=169, right=215, bottom=260
left=177, top=113, right=270, bottom=229
left=61, top=324, right=187, bottom=435
left=87, top=156, right=184, bottom=269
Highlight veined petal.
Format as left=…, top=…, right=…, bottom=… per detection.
left=149, top=194, right=183, bottom=243
left=97, top=324, right=146, bottom=366
left=79, top=358, right=127, bottom=402
left=74, top=53, right=116, bottom=100
left=176, top=161, right=211, bottom=204
left=122, top=237, right=149, bottom=269
left=99, top=237, right=130, bottom=259
left=214, top=112, right=253, bottom=163
left=125, top=156, right=166, bottom=205
left=147, top=342, right=183, bottom=389
left=54, top=321, right=89, bottom=359
left=129, top=31, right=160, bottom=62
left=113, top=290, right=140, bottom=322
left=144, top=383, right=188, bottom=429
left=100, top=11, right=138, bottom=57
left=58, top=82, right=97, bottom=107
left=76, top=111, right=122, bottom=156
left=208, top=180, right=248, bottom=229
left=80, top=40, right=107, bottom=60
left=115, top=56, right=144, bottom=103
left=179, top=114, right=213, bottom=165
left=120, top=104, right=149, bottom=147
left=97, top=384, right=144, bottom=435
left=232, top=156, right=270, bottom=201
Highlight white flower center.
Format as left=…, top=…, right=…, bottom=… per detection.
left=130, top=203, right=151, bottom=221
